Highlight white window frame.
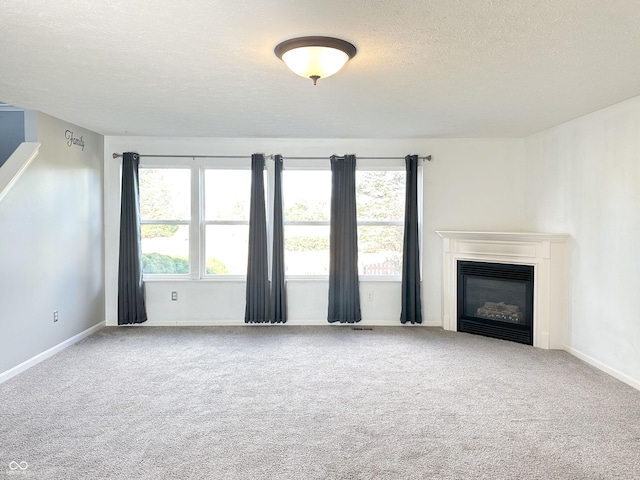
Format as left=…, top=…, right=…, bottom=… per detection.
left=137, top=156, right=421, bottom=283
left=281, top=160, right=331, bottom=280
left=139, top=157, right=252, bottom=282
left=138, top=164, right=193, bottom=280
left=282, top=158, right=410, bottom=281
left=355, top=163, right=405, bottom=281
left=202, top=166, right=253, bottom=279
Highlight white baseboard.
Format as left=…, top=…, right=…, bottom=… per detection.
left=0, top=321, right=105, bottom=384
left=565, top=346, right=640, bottom=392
left=420, top=320, right=444, bottom=327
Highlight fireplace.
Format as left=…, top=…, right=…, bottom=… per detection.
left=436, top=231, right=569, bottom=349
left=457, top=261, right=534, bottom=345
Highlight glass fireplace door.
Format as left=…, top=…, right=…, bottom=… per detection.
left=457, top=261, right=534, bottom=345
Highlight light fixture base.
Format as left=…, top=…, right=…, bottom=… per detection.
left=274, top=36, right=357, bottom=60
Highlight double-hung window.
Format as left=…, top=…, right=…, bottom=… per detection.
left=356, top=169, right=405, bottom=276
left=282, top=169, right=331, bottom=275
left=282, top=164, right=406, bottom=277
left=139, top=168, right=191, bottom=276
left=139, top=162, right=253, bottom=278
left=203, top=169, right=252, bottom=276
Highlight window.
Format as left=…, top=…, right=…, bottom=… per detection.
left=137, top=158, right=412, bottom=280
left=282, top=168, right=406, bottom=277
left=356, top=170, right=405, bottom=276
left=282, top=170, right=331, bottom=275
left=139, top=168, right=191, bottom=275
left=204, top=169, right=252, bottom=275
left=139, top=163, right=253, bottom=278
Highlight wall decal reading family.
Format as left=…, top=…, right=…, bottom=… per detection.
left=65, top=129, right=85, bottom=151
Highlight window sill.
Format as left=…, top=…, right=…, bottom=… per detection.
left=283, top=276, right=401, bottom=282
left=143, top=275, right=247, bottom=282
left=142, top=275, right=402, bottom=282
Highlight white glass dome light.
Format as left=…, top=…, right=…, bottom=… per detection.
left=275, top=37, right=357, bottom=85
left=281, top=46, right=349, bottom=81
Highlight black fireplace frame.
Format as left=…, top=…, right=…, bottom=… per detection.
left=457, top=260, right=534, bottom=345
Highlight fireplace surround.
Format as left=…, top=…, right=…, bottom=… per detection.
left=436, top=231, right=569, bottom=349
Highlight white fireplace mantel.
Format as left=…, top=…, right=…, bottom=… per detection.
left=435, top=231, right=569, bottom=349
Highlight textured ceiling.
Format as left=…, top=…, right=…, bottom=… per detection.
left=1, top=0, right=640, bottom=138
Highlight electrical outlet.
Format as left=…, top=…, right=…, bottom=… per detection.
left=366, top=292, right=374, bottom=302
left=171, top=291, right=178, bottom=301
left=53, top=311, right=59, bottom=322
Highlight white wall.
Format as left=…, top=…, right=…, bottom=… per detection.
left=0, top=113, right=105, bottom=374
left=524, top=96, right=640, bottom=387
left=421, top=139, right=527, bottom=323
left=104, top=136, right=525, bottom=327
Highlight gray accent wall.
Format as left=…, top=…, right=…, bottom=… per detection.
left=0, top=111, right=25, bottom=168
left=0, top=112, right=104, bottom=374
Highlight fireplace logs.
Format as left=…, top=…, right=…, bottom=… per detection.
left=476, top=301, right=523, bottom=324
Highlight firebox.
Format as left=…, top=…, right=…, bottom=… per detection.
left=457, top=261, right=534, bottom=345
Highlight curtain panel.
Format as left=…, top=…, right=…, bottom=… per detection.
left=400, top=154, right=422, bottom=324
left=270, top=155, right=287, bottom=323
left=328, top=154, right=362, bottom=323
left=245, top=153, right=270, bottom=323
left=117, top=152, right=147, bottom=325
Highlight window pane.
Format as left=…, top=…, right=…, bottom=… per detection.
left=141, top=224, right=189, bottom=275
left=205, top=170, right=252, bottom=221
left=356, top=171, right=405, bottom=221
left=205, top=225, right=249, bottom=275
left=358, top=225, right=403, bottom=275
left=285, top=225, right=330, bottom=275
left=283, top=171, right=331, bottom=221
left=139, top=168, right=190, bottom=220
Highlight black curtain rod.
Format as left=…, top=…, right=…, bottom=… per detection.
left=112, top=153, right=432, bottom=161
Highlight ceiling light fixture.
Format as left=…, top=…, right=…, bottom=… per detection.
left=274, top=36, right=357, bottom=85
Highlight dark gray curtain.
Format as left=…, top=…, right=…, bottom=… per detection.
left=270, top=155, right=287, bottom=323
left=245, top=153, right=270, bottom=323
left=118, top=152, right=147, bottom=325
left=401, top=154, right=422, bottom=324
left=328, top=155, right=361, bottom=323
